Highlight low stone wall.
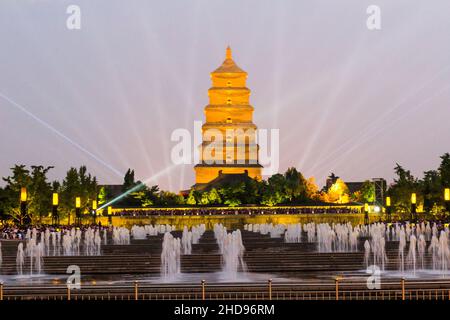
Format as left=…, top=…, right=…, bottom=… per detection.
left=42, top=213, right=394, bottom=229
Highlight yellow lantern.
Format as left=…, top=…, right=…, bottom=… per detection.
left=20, top=187, right=27, bottom=202
left=364, top=203, right=369, bottom=212
left=92, top=200, right=97, bottom=210
left=107, top=206, right=112, bottom=215
left=52, top=193, right=59, bottom=206
left=386, top=196, right=391, bottom=207
left=411, top=193, right=417, bottom=205
left=75, top=197, right=81, bottom=208
left=445, top=188, right=450, bottom=202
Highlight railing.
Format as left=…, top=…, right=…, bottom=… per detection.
left=2, top=278, right=450, bottom=301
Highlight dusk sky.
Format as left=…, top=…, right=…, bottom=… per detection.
left=1, top=0, right=450, bottom=191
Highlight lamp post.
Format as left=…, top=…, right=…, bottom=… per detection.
left=386, top=196, right=391, bottom=222
left=19, top=187, right=28, bottom=226
left=444, top=188, right=450, bottom=220
left=52, top=193, right=59, bottom=225
left=107, top=206, right=112, bottom=225
left=92, top=200, right=97, bottom=224
left=411, top=193, right=417, bottom=222
left=75, top=197, right=81, bottom=226
left=364, top=203, right=369, bottom=225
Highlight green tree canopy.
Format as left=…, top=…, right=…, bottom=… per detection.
left=388, top=164, right=420, bottom=212
left=439, top=153, right=450, bottom=188
left=421, top=170, right=442, bottom=213
left=360, top=180, right=375, bottom=203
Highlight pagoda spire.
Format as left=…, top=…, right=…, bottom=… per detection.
left=226, top=46, right=232, bottom=59
left=212, top=46, right=245, bottom=74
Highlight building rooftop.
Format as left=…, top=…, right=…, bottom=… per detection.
left=193, top=170, right=256, bottom=191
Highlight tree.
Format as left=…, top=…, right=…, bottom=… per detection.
left=0, top=186, right=9, bottom=222
left=60, top=167, right=80, bottom=219
left=223, top=197, right=241, bottom=207
left=0, top=165, right=59, bottom=222
left=439, top=153, right=450, bottom=188
left=2, top=165, right=33, bottom=222
left=421, top=170, right=442, bottom=213
left=351, top=191, right=362, bottom=203
left=360, top=180, right=375, bottom=203
left=200, top=192, right=210, bottom=205
left=305, top=177, right=319, bottom=200
left=0, top=165, right=58, bottom=222
left=261, top=177, right=286, bottom=206
left=78, top=166, right=98, bottom=208
left=388, top=164, right=419, bottom=212
left=218, top=183, right=246, bottom=207
left=284, top=167, right=307, bottom=202
left=60, top=166, right=98, bottom=220
left=326, top=178, right=349, bottom=203
left=98, top=185, right=113, bottom=207
left=52, top=180, right=61, bottom=193
left=261, top=189, right=285, bottom=206
left=186, top=189, right=198, bottom=206
left=243, top=179, right=262, bottom=204
left=118, top=169, right=147, bottom=207
left=267, top=174, right=286, bottom=198
left=28, top=165, right=53, bottom=223
left=207, top=188, right=222, bottom=205
left=158, top=190, right=184, bottom=206
left=123, top=169, right=136, bottom=191
left=131, top=185, right=159, bottom=207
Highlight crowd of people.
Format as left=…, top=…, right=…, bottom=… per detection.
left=111, top=207, right=361, bottom=217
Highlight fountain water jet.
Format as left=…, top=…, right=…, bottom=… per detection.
left=33, top=242, right=44, bottom=275
left=221, top=229, right=247, bottom=280
left=214, top=224, right=247, bottom=280
left=437, top=231, right=450, bottom=272
left=406, top=235, right=417, bottom=274
left=398, top=229, right=406, bottom=273
left=160, top=232, right=181, bottom=280
left=429, top=235, right=439, bottom=270
left=181, top=226, right=193, bottom=255
left=417, top=234, right=426, bottom=270
left=364, top=240, right=370, bottom=268
left=285, top=224, right=302, bottom=243
left=16, top=243, right=24, bottom=275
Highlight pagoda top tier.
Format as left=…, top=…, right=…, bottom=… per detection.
left=212, top=46, right=246, bottom=74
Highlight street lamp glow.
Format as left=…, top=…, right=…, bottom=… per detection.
left=52, top=193, right=59, bottom=206
left=445, top=188, right=450, bottom=201
left=374, top=206, right=381, bottom=213
left=411, top=193, right=417, bottom=205
left=20, top=187, right=27, bottom=202
left=386, top=196, right=391, bottom=207
left=75, top=197, right=81, bottom=208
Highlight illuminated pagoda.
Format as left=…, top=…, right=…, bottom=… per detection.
left=194, top=47, right=262, bottom=189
